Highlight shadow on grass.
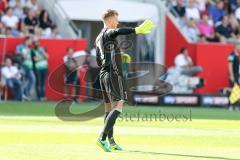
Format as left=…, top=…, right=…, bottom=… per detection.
left=123, top=150, right=239, bottom=160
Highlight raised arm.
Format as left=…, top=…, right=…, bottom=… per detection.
left=106, top=19, right=155, bottom=39
left=106, top=28, right=135, bottom=39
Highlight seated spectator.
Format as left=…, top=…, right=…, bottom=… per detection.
left=39, top=9, right=53, bottom=30
left=174, top=48, right=202, bottom=75
left=24, top=9, right=38, bottom=34
left=208, top=0, right=225, bottom=24
left=182, top=19, right=200, bottom=42
left=186, top=0, right=200, bottom=21
left=32, top=39, right=48, bottom=101
left=9, top=0, right=26, bottom=20
left=0, top=0, right=7, bottom=15
left=1, top=7, right=19, bottom=30
left=1, top=57, right=23, bottom=101
left=26, top=0, right=39, bottom=13
left=197, top=14, right=214, bottom=37
left=216, top=15, right=236, bottom=40
left=172, top=0, right=186, bottom=18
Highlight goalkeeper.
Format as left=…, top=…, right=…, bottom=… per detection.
left=95, top=9, right=154, bottom=152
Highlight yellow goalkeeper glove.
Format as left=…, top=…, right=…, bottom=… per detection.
left=135, top=19, right=155, bottom=34
left=120, top=52, right=132, bottom=64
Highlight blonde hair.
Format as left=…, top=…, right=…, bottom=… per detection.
left=102, top=9, right=118, bottom=21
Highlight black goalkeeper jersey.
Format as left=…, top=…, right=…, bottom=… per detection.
left=95, top=28, right=135, bottom=73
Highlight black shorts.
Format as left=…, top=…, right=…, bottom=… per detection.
left=100, top=70, right=127, bottom=103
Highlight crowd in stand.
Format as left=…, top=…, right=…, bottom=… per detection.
left=0, top=0, right=63, bottom=101
left=170, top=0, right=240, bottom=43
left=0, top=0, right=62, bottom=38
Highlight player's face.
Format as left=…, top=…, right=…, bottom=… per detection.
left=110, top=15, right=119, bottom=29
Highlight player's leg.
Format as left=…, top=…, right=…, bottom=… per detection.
left=99, top=72, right=124, bottom=143
left=107, top=100, right=124, bottom=151
left=104, top=72, right=126, bottom=150
left=107, top=101, right=116, bottom=143
left=229, top=80, right=234, bottom=111
left=96, top=72, right=112, bottom=152
left=97, top=71, right=125, bottom=151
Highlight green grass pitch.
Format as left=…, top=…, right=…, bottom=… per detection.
left=0, top=101, right=240, bottom=160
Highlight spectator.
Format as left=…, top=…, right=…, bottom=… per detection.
left=32, top=39, right=48, bottom=101
left=208, top=0, right=225, bottom=24
left=63, top=47, right=79, bottom=103
left=197, top=14, right=214, bottom=37
left=216, top=15, right=236, bottom=41
left=186, top=0, right=200, bottom=21
left=173, top=0, right=186, bottom=18
left=39, top=9, right=52, bottom=30
left=9, top=0, right=26, bottom=20
left=24, top=9, right=38, bottom=34
left=228, top=43, right=240, bottom=111
left=16, top=36, right=36, bottom=98
left=1, top=7, right=19, bottom=29
left=0, top=0, right=7, bottom=15
left=174, top=48, right=202, bottom=75
left=1, top=57, right=23, bottom=101
left=26, top=0, right=39, bottom=13
left=182, top=19, right=200, bottom=42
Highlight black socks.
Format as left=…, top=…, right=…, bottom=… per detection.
left=100, top=108, right=122, bottom=141
left=104, top=112, right=114, bottom=140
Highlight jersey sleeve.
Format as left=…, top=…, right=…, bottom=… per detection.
left=106, top=28, right=136, bottom=39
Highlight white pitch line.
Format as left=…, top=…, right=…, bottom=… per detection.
left=0, top=124, right=240, bottom=136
